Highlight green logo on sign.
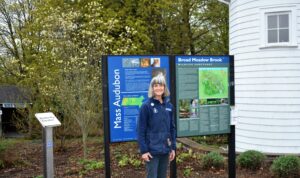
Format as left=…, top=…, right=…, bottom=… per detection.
left=122, top=96, right=144, bottom=107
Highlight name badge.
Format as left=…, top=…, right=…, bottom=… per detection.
left=166, top=108, right=172, bottom=112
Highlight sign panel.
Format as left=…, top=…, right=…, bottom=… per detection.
left=2, top=103, right=15, bottom=108
left=108, top=55, right=170, bottom=142
left=176, top=56, right=230, bottom=137
left=35, top=112, right=61, bottom=127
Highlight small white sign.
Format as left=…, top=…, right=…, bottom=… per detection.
left=230, top=106, right=239, bottom=126
left=35, top=112, right=61, bottom=127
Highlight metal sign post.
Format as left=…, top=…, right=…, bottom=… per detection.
left=228, top=56, right=236, bottom=178
left=228, top=125, right=236, bottom=178
left=102, top=56, right=111, bottom=178
left=169, top=56, right=177, bottom=178
left=43, top=127, right=54, bottom=178
left=35, top=112, right=61, bottom=178
left=0, top=109, right=2, bottom=137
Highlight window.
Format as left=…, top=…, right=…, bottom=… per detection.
left=267, top=13, right=289, bottom=43
left=260, top=6, right=297, bottom=48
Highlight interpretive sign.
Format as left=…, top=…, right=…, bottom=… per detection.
left=35, top=112, right=61, bottom=128
left=175, top=56, right=231, bottom=137
left=107, top=55, right=170, bottom=142
left=35, top=112, right=61, bottom=178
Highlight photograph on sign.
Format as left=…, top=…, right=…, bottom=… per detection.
left=176, top=56, right=230, bottom=137
left=107, top=55, right=170, bottom=142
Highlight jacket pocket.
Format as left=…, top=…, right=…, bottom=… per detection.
left=148, top=132, right=170, bottom=153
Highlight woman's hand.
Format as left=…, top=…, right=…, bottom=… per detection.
left=169, top=150, right=176, bottom=161
left=142, top=152, right=153, bottom=162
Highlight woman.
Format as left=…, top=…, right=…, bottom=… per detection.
left=137, top=73, right=176, bottom=178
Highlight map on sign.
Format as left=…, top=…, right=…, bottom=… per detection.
left=199, top=68, right=228, bottom=99
left=122, top=96, right=144, bottom=107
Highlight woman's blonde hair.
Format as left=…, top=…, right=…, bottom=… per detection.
left=148, top=73, right=170, bottom=98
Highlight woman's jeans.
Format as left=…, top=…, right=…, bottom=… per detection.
left=146, top=154, right=169, bottom=178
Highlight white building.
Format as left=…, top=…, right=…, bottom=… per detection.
left=220, top=0, right=300, bottom=154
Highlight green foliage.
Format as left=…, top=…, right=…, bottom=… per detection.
left=183, top=166, right=193, bottom=177
left=176, top=149, right=193, bottom=164
left=201, top=152, right=224, bottom=170
left=129, top=158, right=142, bottom=168
left=117, top=154, right=142, bottom=168
left=118, top=155, right=130, bottom=167
left=0, top=0, right=229, bottom=142
left=33, top=175, right=43, bottom=178
left=0, top=139, right=19, bottom=169
left=177, top=142, right=183, bottom=149
left=270, top=155, right=300, bottom=178
left=0, top=139, right=14, bottom=153
left=237, top=150, right=266, bottom=170
left=78, top=159, right=104, bottom=175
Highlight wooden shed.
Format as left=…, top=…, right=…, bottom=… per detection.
left=0, top=85, right=30, bottom=137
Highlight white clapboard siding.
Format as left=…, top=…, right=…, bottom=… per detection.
left=238, top=123, right=300, bottom=132
left=230, top=0, right=300, bottom=154
left=236, top=64, right=300, bottom=71
left=236, top=85, right=300, bottom=92
left=236, top=70, right=300, bottom=78
left=236, top=96, right=300, bottom=104
left=235, top=53, right=300, bottom=62
left=235, top=78, right=300, bottom=85
left=237, top=131, right=300, bottom=141
left=238, top=109, right=300, bottom=119
left=237, top=142, right=300, bottom=154
left=235, top=91, right=300, bottom=99
left=237, top=104, right=300, bottom=112
left=230, top=31, right=259, bottom=43
left=238, top=118, right=300, bottom=126
left=237, top=110, right=300, bottom=119
left=230, top=31, right=259, bottom=42
left=236, top=135, right=300, bottom=147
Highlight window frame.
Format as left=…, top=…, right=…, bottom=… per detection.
left=260, top=5, right=297, bottom=48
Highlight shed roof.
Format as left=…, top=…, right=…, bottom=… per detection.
left=0, top=85, right=30, bottom=107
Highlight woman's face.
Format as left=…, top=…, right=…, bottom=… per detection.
left=153, top=83, right=165, bottom=97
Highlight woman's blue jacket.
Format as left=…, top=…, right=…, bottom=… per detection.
left=137, top=97, right=176, bottom=155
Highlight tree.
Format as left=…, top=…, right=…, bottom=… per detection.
left=26, top=0, right=150, bottom=159
left=0, top=0, right=229, bottom=159
left=135, top=0, right=228, bottom=55
left=0, top=0, right=35, bottom=84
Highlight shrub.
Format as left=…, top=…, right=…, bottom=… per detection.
left=271, top=155, right=300, bottom=178
left=201, top=152, right=224, bottom=170
left=78, top=159, right=104, bottom=176
left=237, top=150, right=266, bottom=170
left=176, top=149, right=193, bottom=164
left=183, top=166, right=193, bottom=177
left=116, top=154, right=142, bottom=168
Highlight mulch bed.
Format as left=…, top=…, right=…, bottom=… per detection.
left=0, top=138, right=272, bottom=178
